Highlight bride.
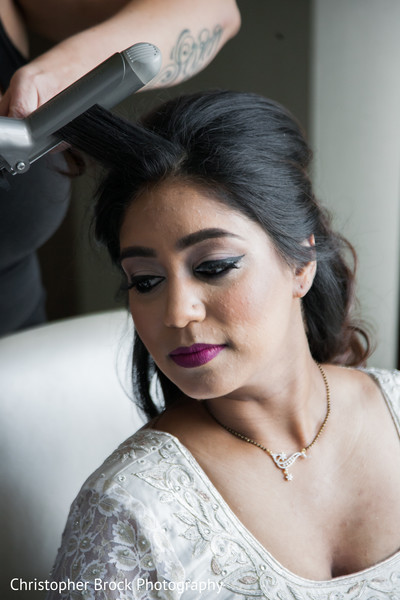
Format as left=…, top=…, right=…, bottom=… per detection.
left=47, top=90, right=400, bottom=598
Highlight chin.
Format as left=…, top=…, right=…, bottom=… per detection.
left=167, top=368, right=236, bottom=402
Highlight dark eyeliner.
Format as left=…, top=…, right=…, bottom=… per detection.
left=194, top=254, right=245, bottom=277
left=125, top=274, right=164, bottom=293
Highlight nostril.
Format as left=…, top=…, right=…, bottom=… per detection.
left=164, top=297, right=206, bottom=329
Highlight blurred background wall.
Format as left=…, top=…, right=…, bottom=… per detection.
left=38, top=0, right=400, bottom=368
left=311, top=0, right=400, bottom=369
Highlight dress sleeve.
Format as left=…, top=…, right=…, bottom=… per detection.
left=46, top=482, right=185, bottom=600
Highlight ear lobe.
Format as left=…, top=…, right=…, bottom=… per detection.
left=293, top=235, right=316, bottom=298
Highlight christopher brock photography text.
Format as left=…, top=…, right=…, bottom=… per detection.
left=10, top=577, right=225, bottom=594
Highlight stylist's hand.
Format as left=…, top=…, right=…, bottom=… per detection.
left=0, top=59, right=89, bottom=118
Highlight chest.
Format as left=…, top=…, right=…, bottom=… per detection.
left=195, top=437, right=400, bottom=580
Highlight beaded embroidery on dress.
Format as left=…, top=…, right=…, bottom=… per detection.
left=47, top=369, right=400, bottom=599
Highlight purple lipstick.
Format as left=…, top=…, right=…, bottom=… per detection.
left=169, top=343, right=225, bottom=368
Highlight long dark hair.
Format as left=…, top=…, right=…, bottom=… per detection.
left=59, top=90, right=371, bottom=419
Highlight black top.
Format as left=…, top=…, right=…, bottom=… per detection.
left=0, top=17, right=26, bottom=90
left=0, top=17, right=71, bottom=335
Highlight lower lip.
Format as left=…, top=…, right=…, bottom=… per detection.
left=170, top=345, right=225, bottom=368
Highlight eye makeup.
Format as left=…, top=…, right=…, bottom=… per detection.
left=123, top=254, right=245, bottom=295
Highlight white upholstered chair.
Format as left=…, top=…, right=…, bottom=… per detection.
left=0, top=310, right=145, bottom=599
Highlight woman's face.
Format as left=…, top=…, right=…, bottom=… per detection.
left=119, top=179, right=309, bottom=401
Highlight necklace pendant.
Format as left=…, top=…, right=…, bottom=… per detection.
left=269, top=450, right=307, bottom=481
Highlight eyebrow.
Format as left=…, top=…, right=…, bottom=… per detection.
left=176, top=228, right=243, bottom=250
left=119, top=228, right=242, bottom=262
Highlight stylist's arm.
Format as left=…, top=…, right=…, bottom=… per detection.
left=0, top=0, right=240, bottom=117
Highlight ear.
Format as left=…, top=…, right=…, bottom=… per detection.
left=293, top=234, right=316, bottom=298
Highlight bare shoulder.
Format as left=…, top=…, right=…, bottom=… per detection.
left=322, top=362, right=400, bottom=480
left=320, top=363, right=400, bottom=450
left=324, top=362, right=398, bottom=409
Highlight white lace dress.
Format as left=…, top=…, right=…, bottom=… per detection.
left=47, top=368, right=400, bottom=599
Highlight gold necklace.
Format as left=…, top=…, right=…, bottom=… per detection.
left=206, top=363, right=330, bottom=481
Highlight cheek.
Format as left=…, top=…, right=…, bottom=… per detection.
left=211, top=277, right=268, bottom=337
left=222, top=270, right=271, bottom=316
left=218, top=289, right=254, bottom=323
left=215, top=272, right=293, bottom=347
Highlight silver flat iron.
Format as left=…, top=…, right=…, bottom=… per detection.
left=0, top=42, right=161, bottom=175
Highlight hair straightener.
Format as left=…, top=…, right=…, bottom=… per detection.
left=0, top=42, right=161, bottom=176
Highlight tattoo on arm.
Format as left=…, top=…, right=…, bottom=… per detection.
left=157, top=25, right=223, bottom=86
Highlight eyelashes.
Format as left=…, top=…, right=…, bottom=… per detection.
left=194, top=255, right=244, bottom=278
left=125, top=274, right=164, bottom=294
left=125, top=255, right=244, bottom=295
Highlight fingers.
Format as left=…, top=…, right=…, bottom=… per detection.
left=0, top=66, right=59, bottom=118
left=1, top=50, right=101, bottom=118
left=4, top=69, right=41, bottom=118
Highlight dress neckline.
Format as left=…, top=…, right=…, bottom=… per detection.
left=143, top=367, right=400, bottom=585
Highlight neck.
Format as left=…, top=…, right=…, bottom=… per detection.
left=204, top=353, right=329, bottom=453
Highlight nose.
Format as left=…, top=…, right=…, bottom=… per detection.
left=163, top=279, right=206, bottom=328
